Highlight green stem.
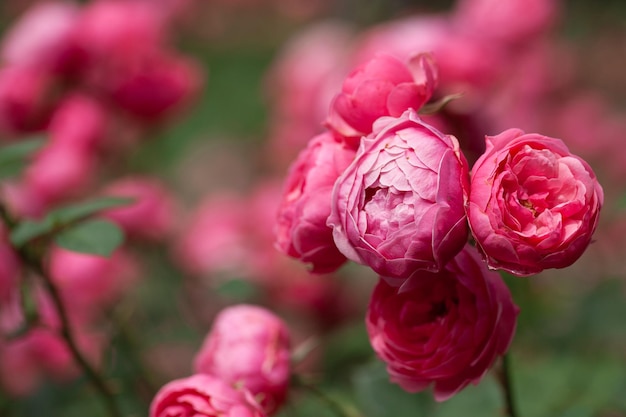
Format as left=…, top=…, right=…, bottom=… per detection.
left=0, top=203, right=123, bottom=417
left=294, top=376, right=363, bottom=417
left=499, top=353, right=519, bottom=417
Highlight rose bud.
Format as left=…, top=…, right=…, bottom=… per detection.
left=467, top=128, right=604, bottom=276
left=194, top=305, right=291, bottom=415
left=275, top=132, right=355, bottom=273
left=150, top=374, right=266, bottom=417
left=326, top=52, right=438, bottom=145
left=327, top=109, right=469, bottom=284
left=366, top=245, right=519, bottom=401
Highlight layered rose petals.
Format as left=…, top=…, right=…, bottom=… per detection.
left=327, top=109, right=469, bottom=283
left=468, top=128, right=604, bottom=276
left=366, top=245, right=519, bottom=401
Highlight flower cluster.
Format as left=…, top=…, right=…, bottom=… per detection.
left=150, top=304, right=291, bottom=417
left=274, top=50, right=603, bottom=399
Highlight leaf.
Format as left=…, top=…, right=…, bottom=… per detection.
left=54, top=219, right=124, bottom=257
left=9, top=197, right=133, bottom=247
left=0, top=137, right=46, bottom=180
left=418, top=93, right=464, bottom=115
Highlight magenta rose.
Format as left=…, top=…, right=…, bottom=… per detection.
left=150, top=374, right=266, bottom=417
left=326, top=53, right=438, bottom=144
left=194, top=305, right=291, bottom=415
left=327, top=109, right=469, bottom=283
left=366, top=245, right=519, bottom=401
left=468, top=128, right=604, bottom=276
left=275, top=132, right=355, bottom=273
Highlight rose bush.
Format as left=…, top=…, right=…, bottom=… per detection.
left=194, top=304, right=291, bottom=415
left=327, top=109, right=469, bottom=283
left=150, top=374, right=266, bottom=417
left=467, top=128, right=604, bottom=276
left=275, top=131, right=355, bottom=273
left=366, top=245, right=519, bottom=401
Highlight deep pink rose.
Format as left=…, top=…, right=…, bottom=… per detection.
left=150, top=374, right=266, bottom=417
left=48, top=94, right=107, bottom=152
left=468, top=129, right=604, bottom=276
left=327, top=109, right=469, bottom=283
left=326, top=53, right=438, bottom=143
left=366, top=245, right=519, bottom=401
left=194, top=305, right=291, bottom=415
left=275, top=132, right=355, bottom=273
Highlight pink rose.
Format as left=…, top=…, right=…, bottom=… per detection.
left=327, top=53, right=438, bottom=143
left=366, top=245, right=519, bottom=401
left=150, top=374, right=266, bottom=417
left=275, top=132, right=355, bottom=273
left=327, top=109, right=469, bottom=283
left=101, top=176, right=177, bottom=241
left=468, top=129, right=604, bottom=276
left=48, top=94, right=107, bottom=152
left=194, top=305, right=291, bottom=415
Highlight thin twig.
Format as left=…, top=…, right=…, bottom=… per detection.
left=498, top=353, right=519, bottom=417
left=294, top=375, right=363, bottom=417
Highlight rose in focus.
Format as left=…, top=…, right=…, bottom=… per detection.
left=467, top=128, right=603, bottom=276
left=366, top=245, right=519, bottom=401
left=327, top=109, right=469, bottom=284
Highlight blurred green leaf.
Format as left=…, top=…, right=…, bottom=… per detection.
left=0, top=136, right=45, bottom=180
left=215, top=278, right=258, bottom=301
left=10, top=197, right=133, bottom=247
left=54, top=219, right=124, bottom=257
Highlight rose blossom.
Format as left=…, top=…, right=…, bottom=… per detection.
left=326, top=53, right=438, bottom=144
left=366, top=245, right=519, bottom=401
left=467, top=128, right=604, bottom=276
left=150, top=374, right=266, bottom=417
left=327, top=109, right=469, bottom=283
left=194, top=305, right=291, bottom=415
left=275, top=132, right=355, bottom=273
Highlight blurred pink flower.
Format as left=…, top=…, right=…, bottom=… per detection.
left=48, top=94, right=108, bottom=152
left=327, top=109, right=469, bottom=283
left=366, top=245, right=519, bottom=401
left=327, top=53, right=438, bottom=143
left=102, top=176, right=177, bottom=241
left=150, top=374, right=266, bottom=417
left=275, top=132, right=355, bottom=273
left=194, top=305, right=291, bottom=414
left=468, top=129, right=604, bottom=276
left=0, top=228, right=20, bottom=305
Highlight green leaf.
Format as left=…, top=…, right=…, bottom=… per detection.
left=0, top=137, right=46, bottom=180
left=9, top=197, right=133, bottom=247
left=54, top=219, right=124, bottom=257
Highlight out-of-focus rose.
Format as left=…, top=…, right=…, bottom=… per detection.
left=327, top=53, right=438, bottom=144
left=150, top=374, right=266, bottom=417
left=468, top=129, right=604, bottom=276
left=327, top=109, right=469, bottom=283
left=102, top=177, right=177, bottom=241
left=366, top=245, right=519, bottom=401
left=275, top=132, right=354, bottom=273
left=0, top=229, right=20, bottom=304
left=453, top=0, right=559, bottom=45
left=48, top=94, right=107, bottom=152
left=194, top=305, right=291, bottom=415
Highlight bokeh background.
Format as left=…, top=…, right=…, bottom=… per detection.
left=1, top=0, right=626, bottom=416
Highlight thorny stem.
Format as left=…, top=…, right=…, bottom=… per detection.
left=498, top=353, right=519, bottom=417
left=0, top=203, right=123, bottom=417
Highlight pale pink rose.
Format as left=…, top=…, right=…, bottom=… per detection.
left=275, top=132, right=355, bottom=273
left=327, top=109, right=469, bottom=283
left=48, top=94, right=107, bottom=152
left=453, top=0, right=559, bottom=45
left=366, top=245, right=519, bottom=401
left=326, top=53, right=438, bottom=143
left=150, top=374, right=266, bottom=417
left=173, top=194, right=255, bottom=278
left=102, top=177, right=177, bottom=241
left=0, top=181, right=48, bottom=218
left=0, top=1, right=80, bottom=72
left=48, top=246, right=140, bottom=318
left=194, top=305, right=290, bottom=415
left=24, top=142, right=96, bottom=205
left=0, top=66, right=56, bottom=135
left=468, top=129, right=604, bottom=276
